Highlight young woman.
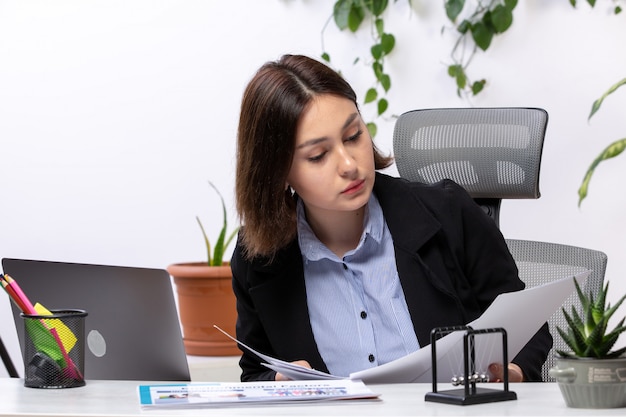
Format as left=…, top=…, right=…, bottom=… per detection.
left=231, top=54, right=552, bottom=382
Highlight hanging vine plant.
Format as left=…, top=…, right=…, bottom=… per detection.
left=321, top=0, right=395, bottom=138
left=320, top=0, right=520, bottom=135
left=444, top=0, right=518, bottom=98
left=319, top=1, right=621, bottom=133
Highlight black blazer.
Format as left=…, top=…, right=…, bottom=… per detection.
left=231, top=173, right=552, bottom=382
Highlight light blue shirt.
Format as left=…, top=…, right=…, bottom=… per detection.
left=297, top=194, right=420, bottom=377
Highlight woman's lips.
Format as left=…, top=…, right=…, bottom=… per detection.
left=342, top=179, right=365, bottom=194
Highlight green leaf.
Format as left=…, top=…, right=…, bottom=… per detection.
left=199, top=181, right=240, bottom=266
left=445, top=0, right=465, bottom=22
left=367, top=0, right=388, bottom=17
left=372, top=61, right=383, bottom=78
left=457, top=19, right=470, bottom=34
left=578, top=138, right=626, bottom=206
left=196, top=216, right=212, bottom=266
left=448, top=65, right=467, bottom=90
left=371, top=43, right=383, bottom=60
left=588, top=78, right=626, bottom=120
left=379, top=73, right=391, bottom=92
left=447, top=64, right=462, bottom=77
left=367, top=122, right=377, bottom=138
left=333, top=0, right=352, bottom=30
left=377, top=98, right=388, bottom=115
left=380, top=33, right=395, bottom=54
left=347, top=3, right=365, bottom=32
left=471, top=80, right=486, bottom=95
left=364, top=88, right=378, bottom=104
left=491, top=4, right=514, bottom=33
left=321, top=52, right=331, bottom=62
left=471, top=21, right=493, bottom=51
left=375, top=17, right=384, bottom=36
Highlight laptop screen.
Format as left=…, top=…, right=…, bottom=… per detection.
left=2, top=258, right=190, bottom=381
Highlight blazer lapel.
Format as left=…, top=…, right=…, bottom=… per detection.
left=248, top=240, right=328, bottom=372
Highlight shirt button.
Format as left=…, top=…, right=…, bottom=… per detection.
left=360, top=311, right=367, bottom=319
left=368, top=354, right=375, bottom=363
left=342, top=263, right=348, bottom=270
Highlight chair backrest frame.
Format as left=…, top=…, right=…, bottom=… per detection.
left=393, top=107, right=548, bottom=227
left=505, top=238, right=608, bottom=381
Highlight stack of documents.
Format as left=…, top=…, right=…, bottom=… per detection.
left=218, top=271, right=590, bottom=384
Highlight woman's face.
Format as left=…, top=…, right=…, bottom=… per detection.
left=286, top=94, right=375, bottom=219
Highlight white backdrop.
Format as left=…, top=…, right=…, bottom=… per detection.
left=1, top=1, right=625, bottom=376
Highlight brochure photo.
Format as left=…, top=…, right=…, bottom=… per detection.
left=137, top=379, right=380, bottom=408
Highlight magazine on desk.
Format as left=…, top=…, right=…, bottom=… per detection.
left=217, top=271, right=591, bottom=384
left=137, top=379, right=380, bottom=408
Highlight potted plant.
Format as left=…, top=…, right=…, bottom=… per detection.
left=167, top=182, right=239, bottom=356
left=549, top=278, right=626, bottom=408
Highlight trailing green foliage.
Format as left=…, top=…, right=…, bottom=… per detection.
left=321, top=0, right=521, bottom=133
left=323, top=0, right=395, bottom=137
left=556, top=278, right=626, bottom=359
left=445, top=0, right=517, bottom=98
left=196, top=182, right=239, bottom=267
left=577, top=78, right=626, bottom=206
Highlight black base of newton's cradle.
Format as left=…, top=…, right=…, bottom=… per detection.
left=425, top=387, right=517, bottom=405
left=425, top=326, right=517, bottom=406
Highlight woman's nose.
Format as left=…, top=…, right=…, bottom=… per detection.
left=337, top=146, right=357, bottom=176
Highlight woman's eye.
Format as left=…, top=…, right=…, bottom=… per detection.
left=308, top=152, right=326, bottom=163
left=345, top=129, right=363, bottom=142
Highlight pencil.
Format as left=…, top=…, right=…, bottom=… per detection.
left=1, top=274, right=29, bottom=313
left=2, top=274, right=37, bottom=314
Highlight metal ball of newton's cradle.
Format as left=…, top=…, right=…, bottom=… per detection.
left=450, top=372, right=489, bottom=386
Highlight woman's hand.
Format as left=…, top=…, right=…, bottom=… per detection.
left=488, top=363, right=524, bottom=382
left=275, top=360, right=312, bottom=381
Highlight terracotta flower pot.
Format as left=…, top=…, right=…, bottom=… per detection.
left=167, top=262, right=240, bottom=356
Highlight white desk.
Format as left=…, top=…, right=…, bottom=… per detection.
left=1, top=378, right=624, bottom=416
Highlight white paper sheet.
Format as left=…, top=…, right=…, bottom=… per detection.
left=218, top=270, right=590, bottom=384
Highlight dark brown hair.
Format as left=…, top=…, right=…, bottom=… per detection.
left=235, top=54, right=393, bottom=260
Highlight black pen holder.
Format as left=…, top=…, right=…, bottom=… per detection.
left=21, top=309, right=87, bottom=388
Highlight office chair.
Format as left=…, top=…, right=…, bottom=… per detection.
left=393, top=107, right=548, bottom=227
left=505, top=239, right=607, bottom=381
left=392, top=107, right=608, bottom=381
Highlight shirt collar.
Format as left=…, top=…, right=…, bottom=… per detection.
left=297, top=193, right=384, bottom=262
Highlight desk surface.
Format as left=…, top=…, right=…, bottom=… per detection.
left=1, top=378, right=623, bottom=416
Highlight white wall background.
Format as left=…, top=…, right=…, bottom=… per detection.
left=1, top=1, right=625, bottom=376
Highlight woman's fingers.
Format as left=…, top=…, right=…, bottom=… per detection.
left=275, top=360, right=312, bottom=381
left=488, top=363, right=524, bottom=382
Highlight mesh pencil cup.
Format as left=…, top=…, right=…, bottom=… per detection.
left=20, top=309, right=87, bottom=388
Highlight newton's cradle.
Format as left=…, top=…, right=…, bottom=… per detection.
left=425, top=326, right=517, bottom=406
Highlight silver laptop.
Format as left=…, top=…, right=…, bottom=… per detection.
left=2, top=258, right=190, bottom=381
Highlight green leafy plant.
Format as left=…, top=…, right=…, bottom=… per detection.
left=320, top=0, right=521, bottom=133
left=556, top=278, right=626, bottom=359
left=322, top=0, right=395, bottom=137
left=445, top=0, right=518, bottom=98
left=196, top=182, right=239, bottom=266
left=577, top=78, right=626, bottom=206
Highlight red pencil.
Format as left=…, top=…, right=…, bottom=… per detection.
left=2, top=274, right=37, bottom=314
left=1, top=274, right=30, bottom=313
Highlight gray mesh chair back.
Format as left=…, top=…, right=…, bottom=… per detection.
left=505, top=238, right=608, bottom=381
left=393, top=108, right=548, bottom=226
